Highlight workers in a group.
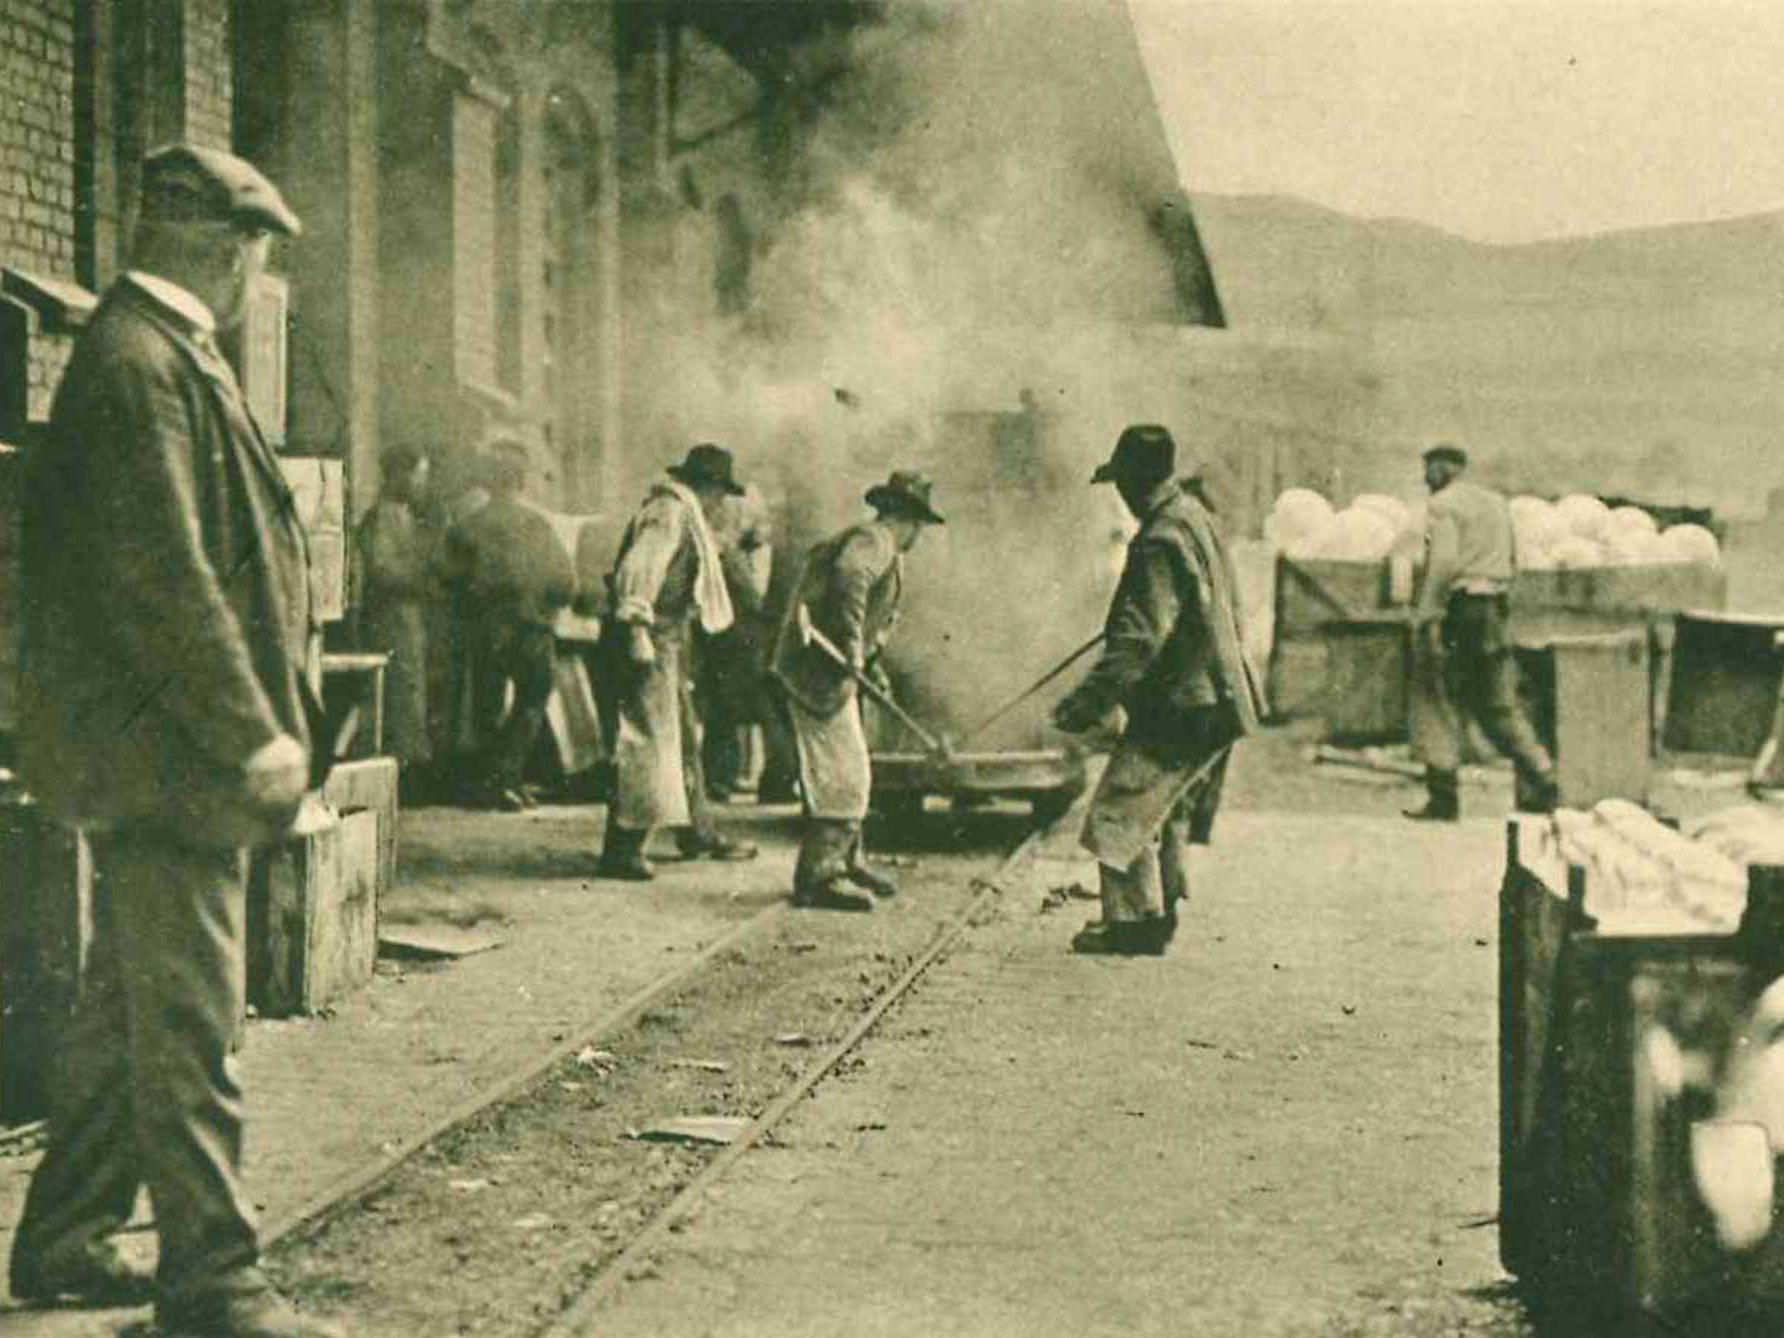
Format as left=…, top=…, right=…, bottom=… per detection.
left=1053, top=426, right=1264, bottom=956
left=1405, top=443, right=1560, bottom=821
left=773, top=471, right=945, bottom=911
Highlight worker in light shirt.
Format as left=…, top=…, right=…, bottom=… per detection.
left=1406, top=443, right=1558, bottom=821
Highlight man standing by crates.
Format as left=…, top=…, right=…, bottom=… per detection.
left=1405, top=443, right=1559, bottom=821
left=9, top=145, right=342, bottom=1336
left=773, top=471, right=944, bottom=911
left=1053, top=426, right=1264, bottom=956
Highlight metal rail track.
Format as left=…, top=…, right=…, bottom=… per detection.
left=265, top=901, right=791, bottom=1249
left=539, top=824, right=1046, bottom=1336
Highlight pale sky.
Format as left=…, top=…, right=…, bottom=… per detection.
left=1129, top=0, right=1784, bottom=243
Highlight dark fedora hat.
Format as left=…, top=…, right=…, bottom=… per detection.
left=865, top=470, right=945, bottom=525
left=141, top=142, right=303, bottom=237
left=667, top=442, right=746, bottom=495
left=1422, top=442, right=1468, bottom=467
left=1091, top=424, right=1176, bottom=485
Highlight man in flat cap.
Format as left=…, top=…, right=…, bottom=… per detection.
left=8, top=145, right=342, bottom=1336
left=1053, top=426, right=1264, bottom=955
left=772, top=470, right=944, bottom=911
left=596, top=444, right=761, bottom=879
left=1406, top=443, right=1558, bottom=821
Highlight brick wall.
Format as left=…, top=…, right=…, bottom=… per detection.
left=0, top=0, right=77, bottom=283
left=183, top=0, right=231, bottom=151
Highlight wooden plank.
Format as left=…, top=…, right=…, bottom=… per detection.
left=323, top=756, right=398, bottom=814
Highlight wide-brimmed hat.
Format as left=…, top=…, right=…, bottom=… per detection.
left=667, top=443, right=746, bottom=495
left=865, top=470, right=945, bottom=525
left=141, top=142, right=302, bottom=237
left=1091, top=424, right=1176, bottom=485
left=1422, top=443, right=1468, bottom=468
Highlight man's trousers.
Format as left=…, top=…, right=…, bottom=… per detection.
left=11, top=825, right=261, bottom=1306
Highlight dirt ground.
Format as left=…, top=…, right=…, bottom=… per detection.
left=9, top=728, right=1766, bottom=1337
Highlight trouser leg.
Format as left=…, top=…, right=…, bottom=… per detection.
left=794, top=819, right=855, bottom=899
left=115, top=830, right=258, bottom=1303
left=1099, top=838, right=1166, bottom=926
left=1158, top=804, right=1192, bottom=923
left=10, top=852, right=141, bottom=1276
left=756, top=684, right=800, bottom=802
left=679, top=660, right=719, bottom=848
left=490, top=625, right=555, bottom=792
left=1448, top=597, right=1554, bottom=787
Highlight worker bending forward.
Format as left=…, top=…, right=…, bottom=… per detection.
left=1053, top=426, right=1264, bottom=956
left=1406, top=444, right=1558, bottom=821
left=598, top=445, right=760, bottom=879
left=773, top=471, right=944, bottom=911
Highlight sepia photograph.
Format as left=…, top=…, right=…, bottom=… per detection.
left=0, top=0, right=1782, bottom=1333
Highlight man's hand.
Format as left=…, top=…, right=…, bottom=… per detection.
left=628, top=623, right=657, bottom=666
left=865, top=658, right=894, bottom=699
left=243, top=734, right=308, bottom=815
left=1052, top=691, right=1102, bottom=736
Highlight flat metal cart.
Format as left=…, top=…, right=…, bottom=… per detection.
left=868, top=746, right=1089, bottom=825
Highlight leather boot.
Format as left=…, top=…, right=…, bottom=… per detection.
left=793, top=821, right=873, bottom=912
left=844, top=823, right=899, bottom=899
left=1404, top=768, right=1460, bottom=822
left=597, top=823, right=654, bottom=881
left=10, top=1236, right=154, bottom=1306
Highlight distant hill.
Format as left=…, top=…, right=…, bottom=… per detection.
left=1185, top=193, right=1784, bottom=515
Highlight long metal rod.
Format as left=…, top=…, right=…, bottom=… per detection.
left=798, top=606, right=950, bottom=755
left=954, top=631, right=1106, bottom=748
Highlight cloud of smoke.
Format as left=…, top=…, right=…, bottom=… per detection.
left=638, top=0, right=1219, bottom=744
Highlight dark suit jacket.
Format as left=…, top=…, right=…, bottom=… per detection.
left=19, top=279, right=314, bottom=845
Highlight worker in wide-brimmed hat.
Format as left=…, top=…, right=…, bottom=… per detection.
left=772, top=470, right=945, bottom=911
left=1052, top=425, right=1265, bottom=956
left=597, top=444, right=761, bottom=879
left=1406, top=442, right=1558, bottom=820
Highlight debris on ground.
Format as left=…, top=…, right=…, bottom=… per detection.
left=628, top=1116, right=752, bottom=1146
left=447, top=1178, right=492, bottom=1194
left=787, top=941, right=820, bottom=954
left=377, top=923, right=506, bottom=961
left=510, top=1213, right=554, bottom=1232
left=668, top=1058, right=730, bottom=1074
left=773, top=1032, right=814, bottom=1047
left=574, top=1046, right=618, bottom=1071
left=1040, top=880, right=1098, bottom=913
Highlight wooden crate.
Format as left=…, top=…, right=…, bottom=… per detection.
left=1499, top=819, right=1784, bottom=1313
left=248, top=757, right=397, bottom=1017
left=1319, top=617, right=1412, bottom=743
left=1516, top=631, right=1653, bottom=809
left=0, top=797, right=89, bottom=1123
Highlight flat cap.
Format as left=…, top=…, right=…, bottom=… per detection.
left=1422, top=443, right=1468, bottom=467
left=140, top=143, right=302, bottom=238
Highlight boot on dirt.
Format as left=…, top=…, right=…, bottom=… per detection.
left=10, top=1237, right=154, bottom=1307
left=844, top=824, right=899, bottom=899
left=597, top=823, right=654, bottom=882
left=792, top=821, right=873, bottom=911
left=1070, top=918, right=1170, bottom=956
left=1404, top=768, right=1460, bottom=822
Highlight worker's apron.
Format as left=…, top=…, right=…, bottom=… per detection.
left=789, top=690, right=872, bottom=822
left=1082, top=705, right=1237, bottom=871
left=612, top=631, right=692, bottom=831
